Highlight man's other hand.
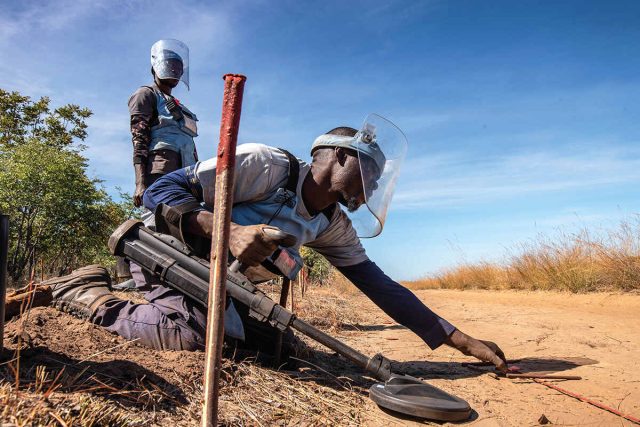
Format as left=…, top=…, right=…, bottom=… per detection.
left=133, top=183, right=147, bottom=207
left=229, top=224, right=286, bottom=267
left=445, top=329, right=508, bottom=372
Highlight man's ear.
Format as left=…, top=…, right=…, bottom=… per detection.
left=335, top=147, right=348, bottom=166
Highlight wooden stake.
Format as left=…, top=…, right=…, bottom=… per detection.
left=201, top=74, right=246, bottom=427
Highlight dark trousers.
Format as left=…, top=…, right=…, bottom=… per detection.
left=93, top=263, right=293, bottom=356
left=93, top=263, right=207, bottom=350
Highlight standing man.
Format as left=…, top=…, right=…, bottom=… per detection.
left=129, top=39, right=199, bottom=207
left=52, top=114, right=508, bottom=372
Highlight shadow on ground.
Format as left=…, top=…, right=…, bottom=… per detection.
left=394, top=356, right=598, bottom=380
left=1, top=346, right=188, bottom=410
left=341, top=323, right=408, bottom=332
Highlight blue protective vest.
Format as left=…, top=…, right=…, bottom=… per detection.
left=231, top=188, right=331, bottom=281
left=149, top=88, right=199, bottom=168
left=187, top=146, right=338, bottom=282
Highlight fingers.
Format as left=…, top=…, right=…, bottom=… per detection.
left=261, top=226, right=297, bottom=247
left=230, top=224, right=281, bottom=267
left=472, top=344, right=507, bottom=373
left=491, top=354, right=508, bottom=373
left=237, top=240, right=277, bottom=266
left=454, top=333, right=508, bottom=373
left=481, top=343, right=508, bottom=372
left=480, top=340, right=508, bottom=367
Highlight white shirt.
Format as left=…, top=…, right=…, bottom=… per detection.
left=193, top=143, right=369, bottom=269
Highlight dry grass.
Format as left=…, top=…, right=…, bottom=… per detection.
left=1, top=284, right=374, bottom=426
left=0, top=364, right=143, bottom=426
left=294, top=281, right=365, bottom=332
left=405, top=217, right=640, bottom=293
left=0, top=357, right=369, bottom=427
left=216, top=359, right=368, bottom=426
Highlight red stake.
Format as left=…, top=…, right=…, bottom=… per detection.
left=201, top=74, right=246, bottom=427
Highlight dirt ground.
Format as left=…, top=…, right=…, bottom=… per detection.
left=1, top=288, right=639, bottom=426
left=344, top=289, right=640, bottom=426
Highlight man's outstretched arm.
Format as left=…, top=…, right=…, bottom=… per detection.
left=337, top=260, right=507, bottom=371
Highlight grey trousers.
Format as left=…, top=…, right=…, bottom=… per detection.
left=93, top=263, right=207, bottom=351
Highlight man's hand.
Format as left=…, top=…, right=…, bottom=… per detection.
left=133, top=183, right=146, bottom=208
left=182, top=213, right=297, bottom=266
left=133, top=163, right=147, bottom=208
left=229, top=224, right=295, bottom=267
left=445, top=329, right=508, bottom=372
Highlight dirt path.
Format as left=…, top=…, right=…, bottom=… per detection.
left=334, top=289, right=640, bottom=426
left=2, top=288, right=638, bottom=426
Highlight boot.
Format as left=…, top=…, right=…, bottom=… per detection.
left=47, top=265, right=120, bottom=320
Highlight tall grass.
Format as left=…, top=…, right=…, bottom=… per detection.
left=405, top=217, right=640, bottom=293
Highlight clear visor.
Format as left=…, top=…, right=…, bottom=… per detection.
left=347, top=114, right=407, bottom=238
left=151, top=39, right=190, bottom=90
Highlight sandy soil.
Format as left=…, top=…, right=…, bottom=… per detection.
left=339, top=289, right=640, bottom=426
left=2, top=288, right=638, bottom=426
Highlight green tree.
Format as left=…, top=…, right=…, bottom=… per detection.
left=300, top=246, right=332, bottom=285
left=0, top=89, right=127, bottom=284
left=0, top=89, right=91, bottom=149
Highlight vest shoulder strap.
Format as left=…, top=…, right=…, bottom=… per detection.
left=143, top=85, right=183, bottom=121
left=278, top=148, right=299, bottom=194
left=277, top=148, right=336, bottom=222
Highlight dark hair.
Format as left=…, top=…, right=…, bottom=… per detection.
left=311, top=126, right=359, bottom=160
left=326, top=126, right=357, bottom=137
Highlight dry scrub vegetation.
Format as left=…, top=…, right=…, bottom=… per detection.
left=405, top=217, right=640, bottom=293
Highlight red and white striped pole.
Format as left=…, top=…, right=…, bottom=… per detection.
left=202, top=74, right=246, bottom=427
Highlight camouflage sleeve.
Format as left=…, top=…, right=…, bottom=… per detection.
left=128, top=86, right=156, bottom=165
left=131, top=114, right=151, bottom=165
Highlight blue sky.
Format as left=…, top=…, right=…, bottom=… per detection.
left=2, top=0, right=640, bottom=279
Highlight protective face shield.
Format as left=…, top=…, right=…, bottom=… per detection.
left=150, top=39, right=190, bottom=90
left=311, top=114, right=407, bottom=238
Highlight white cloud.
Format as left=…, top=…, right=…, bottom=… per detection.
left=0, top=0, right=111, bottom=40
left=394, top=143, right=640, bottom=209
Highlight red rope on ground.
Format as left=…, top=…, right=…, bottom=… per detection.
left=534, top=379, right=640, bottom=425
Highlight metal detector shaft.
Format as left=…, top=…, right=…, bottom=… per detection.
left=108, top=220, right=392, bottom=381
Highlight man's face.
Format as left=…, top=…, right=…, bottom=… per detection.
left=156, top=58, right=183, bottom=88
left=336, top=151, right=381, bottom=212
left=359, top=155, right=382, bottom=199
left=159, top=77, right=180, bottom=88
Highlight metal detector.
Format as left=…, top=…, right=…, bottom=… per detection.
left=108, top=220, right=472, bottom=422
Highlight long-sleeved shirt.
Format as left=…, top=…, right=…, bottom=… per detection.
left=128, top=85, right=158, bottom=165
left=128, top=85, right=182, bottom=183
left=143, top=143, right=456, bottom=349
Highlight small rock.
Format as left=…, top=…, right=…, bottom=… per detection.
left=11, top=330, right=32, bottom=346
left=538, top=414, right=550, bottom=424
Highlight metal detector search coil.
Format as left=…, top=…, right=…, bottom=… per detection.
left=369, top=374, right=472, bottom=421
